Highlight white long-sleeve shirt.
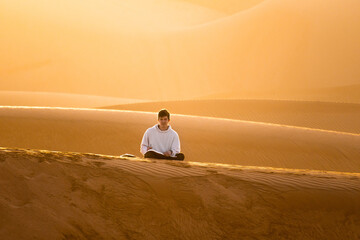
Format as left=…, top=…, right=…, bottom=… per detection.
left=140, top=124, right=180, bottom=157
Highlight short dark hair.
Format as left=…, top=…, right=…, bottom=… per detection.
left=158, top=109, right=170, bottom=119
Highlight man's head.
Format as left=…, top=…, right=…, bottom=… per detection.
left=158, top=109, right=170, bottom=128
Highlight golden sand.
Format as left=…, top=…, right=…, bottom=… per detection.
left=1, top=107, right=359, bottom=173
left=1, top=147, right=359, bottom=239
left=1, top=0, right=360, bottom=238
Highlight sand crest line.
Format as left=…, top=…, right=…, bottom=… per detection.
left=1, top=146, right=359, bottom=178
left=1, top=105, right=359, bottom=137
left=2, top=147, right=360, bottom=192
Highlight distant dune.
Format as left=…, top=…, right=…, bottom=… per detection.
left=178, top=0, right=266, bottom=14
left=0, top=91, right=151, bottom=108
left=1, top=107, right=359, bottom=173
left=1, top=147, right=359, bottom=239
left=99, top=99, right=360, bottom=134
left=195, top=84, right=360, bottom=104
left=1, top=0, right=359, bottom=100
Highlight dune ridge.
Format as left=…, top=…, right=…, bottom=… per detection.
left=99, top=99, right=360, bottom=134
left=0, top=91, right=151, bottom=108
left=177, top=0, right=266, bottom=15
left=1, top=146, right=360, bottom=240
left=1, top=107, right=359, bottom=173
left=195, top=84, right=360, bottom=104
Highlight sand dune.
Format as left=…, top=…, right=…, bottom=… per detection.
left=2, top=0, right=359, bottom=238
left=0, top=107, right=359, bottom=173
left=181, top=0, right=360, bottom=93
left=196, top=84, right=360, bottom=104
left=1, top=147, right=359, bottom=239
left=1, top=0, right=359, bottom=101
left=100, top=99, right=360, bottom=134
left=0, top=91, right=150, bottom=108
left=178, top=0, right=266, bottom=14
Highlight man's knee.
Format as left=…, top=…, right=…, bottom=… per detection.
left=144, top=151, right=166, bottom=159
left=175, top=153, right=185, bottom=161
left=144, top=151, right=185, bottom=161
left=144, top=151, right=156, bottom=158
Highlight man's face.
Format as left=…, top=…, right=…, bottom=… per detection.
left=158, top=116, right=169, bottom=127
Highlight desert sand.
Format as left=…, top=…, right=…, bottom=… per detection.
left=100, top=99, right=360, bottom=134
left=1, top=147, right=359, bottom=239
left=195, top=84, right=360, bottom=104
left=0, top=91, right=150, bottom=108
left=1, top=0, right=360, bottom=239
left=1, top=107, right=359, bottom=173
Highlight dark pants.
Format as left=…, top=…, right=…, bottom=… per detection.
left=144, top=151, right=185, bottom=161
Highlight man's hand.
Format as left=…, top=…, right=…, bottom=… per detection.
left=163, top=150, right=172, bottom=157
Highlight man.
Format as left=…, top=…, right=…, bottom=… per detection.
left=140, top=109, right=185, bottom=161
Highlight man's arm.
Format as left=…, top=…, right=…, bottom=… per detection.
left=140, top=130, right=150, bottom=156
left=170, top=133, right=181, bottom=157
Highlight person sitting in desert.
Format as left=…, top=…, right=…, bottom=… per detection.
left=140, top=109, right=185, bottom=161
